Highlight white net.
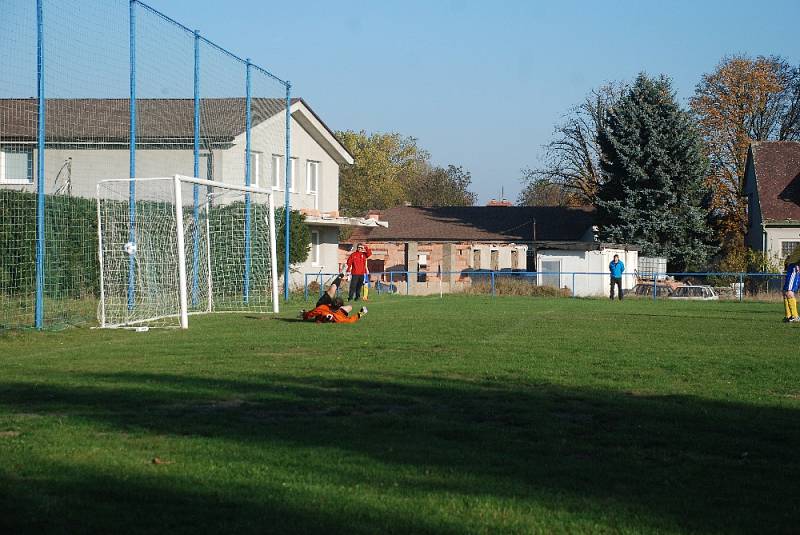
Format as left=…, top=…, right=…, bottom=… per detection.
left=97, top=175, right=277, bottom=328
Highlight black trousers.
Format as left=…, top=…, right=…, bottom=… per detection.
left=610, top=277, right=623, bottom=300
left=348, top=275, right=364, bottom=301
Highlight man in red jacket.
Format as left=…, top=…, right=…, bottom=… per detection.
left=345, top=243, right=371, bottom=301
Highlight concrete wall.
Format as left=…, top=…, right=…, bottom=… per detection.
left=339, top=241, right=529, bottom=279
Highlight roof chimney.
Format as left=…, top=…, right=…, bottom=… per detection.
left=486, top=199, right=513, bottom=207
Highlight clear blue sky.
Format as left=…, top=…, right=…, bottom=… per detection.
left=144, top=0, right=799, bottom=204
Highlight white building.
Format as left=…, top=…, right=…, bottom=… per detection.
left=537, top=243, right=639, bottom=297
left=743, top=141, right=800, bottom=263
left=0, top=97, right=376, bottom=287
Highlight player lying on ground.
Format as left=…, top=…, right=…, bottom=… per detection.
left=301, top=273, right=368, bottom=324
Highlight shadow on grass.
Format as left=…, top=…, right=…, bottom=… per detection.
left=1, top=372, right=798, bottom=534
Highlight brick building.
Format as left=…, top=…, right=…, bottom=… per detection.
left=339, top=205, right=632, bottom=295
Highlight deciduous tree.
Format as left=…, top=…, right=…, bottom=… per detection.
left=337, top=130, right=429, bottom=215
left=690, top=55, right=800, bottom=263
left=406, top=164, right=476, bottom=207
left=520, top=83, right=624, bottom=206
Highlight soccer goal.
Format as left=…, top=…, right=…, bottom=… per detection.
left=96, top=175, right=279, bottom=329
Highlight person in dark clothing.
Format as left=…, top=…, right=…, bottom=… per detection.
left=609, top=254, right=624, bottom=300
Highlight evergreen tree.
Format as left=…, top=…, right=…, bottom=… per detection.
left=596, top=74, right=716, bottom=271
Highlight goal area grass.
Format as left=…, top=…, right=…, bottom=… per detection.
left=1, top=295, right=798, bottom=534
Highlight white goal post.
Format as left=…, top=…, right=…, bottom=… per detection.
left=97, top=175, right=279, bottom=329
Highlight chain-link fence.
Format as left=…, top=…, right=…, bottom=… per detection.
left=1, top=0, right=290, bottom=330
left=304, top=271, right=786, bottom=302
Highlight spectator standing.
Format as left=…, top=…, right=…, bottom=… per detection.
left=346, top=243, right=371, bottom=301
left=609, top=254, right=625, bottom=300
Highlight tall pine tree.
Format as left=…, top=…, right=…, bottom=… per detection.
left=596, top=74, right=716, bottom=271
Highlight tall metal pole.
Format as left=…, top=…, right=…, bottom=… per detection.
left=34, top=0, right=45, bottom=330
left=128, top=0, right=137, bottom=312
left=191, top=30, right=201, bottom=306
left=243, top=58, right=252, bottom=303
left=283, top=82, right=291, bottom=301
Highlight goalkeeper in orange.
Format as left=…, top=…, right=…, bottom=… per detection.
left=301, top=273, right=368, bottom=324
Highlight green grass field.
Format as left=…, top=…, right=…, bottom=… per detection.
left=1, top=295, right=798, bottom=534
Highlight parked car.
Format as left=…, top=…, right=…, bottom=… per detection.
left=631, top=283, right=673, bottom=298
left=668, top=285, right=719, bottom=300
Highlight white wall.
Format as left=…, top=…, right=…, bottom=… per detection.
left=537, top=248, right=638, bottom=297
left=245, top=111, right=341, bottom=214
left=289, top=225, right=339, bottom=289
left=764, top=227, right=800, bottom=263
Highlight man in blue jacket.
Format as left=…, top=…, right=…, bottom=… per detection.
left=609, top=254, right=624, bottom=300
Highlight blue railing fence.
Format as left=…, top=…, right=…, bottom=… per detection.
left=303, top=271, right=785, bottom=302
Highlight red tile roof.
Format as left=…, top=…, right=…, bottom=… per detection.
left=347, top=205, right=596, bottom=243
left=752, top=141, right=800, bottom=223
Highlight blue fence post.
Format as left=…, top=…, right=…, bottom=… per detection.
left=572, top=273, right=576, bottom=298
left=283, top=82, right=292, bottom=301
left=491, top=272, right=496, bottom=297
left=406, top=272, right=410, bottom=295
left=34, top=0, right=45, bottom=330
left=191, top=29, right=201, bottom=307
left=652, top=275, right=657, bottom=301
left=304, top=274, right=308, bottom=301
left=739, top=272, right=744, bottom=303
left=127, top=0, right=137, bottom=313
left=242, top=58, right=253, bottom=304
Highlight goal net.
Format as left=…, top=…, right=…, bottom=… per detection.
left=97, top=175, right=278, bottom=328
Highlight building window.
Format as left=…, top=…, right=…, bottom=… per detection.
left=249, top=151, right=261, bottom=187
left=271, top=154, right=283, bottom=190
left=310, top=230, right=320, bottom=266
left=490, top=249, right=499, bottom=271
left=511, top=249, right=519, bottom=270
left=0, top=149, right=33, bottom=184
left=473, top=249, right=481, bottom=270
left=781, top=241, right=800, bottom=259
left=306, top=160, right=319, bottom=194
left=417, top=253, right=428, bottom=283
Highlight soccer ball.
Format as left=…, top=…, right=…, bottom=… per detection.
left=123, top=241, right=137, bottom=256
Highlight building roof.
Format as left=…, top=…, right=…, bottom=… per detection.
left=347, top=205, right=596, bottom=243
left=0, top=98, right=294, bottom=142
left=750, top=141, right=800, bottom=224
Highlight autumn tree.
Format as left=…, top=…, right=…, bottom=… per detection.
left=519, top=83, right=624, bottom=207
left=336, top=130, right=476, bottom=213
left=597, top=74, right=715, bottom=271
left=406, top=164, right=476, bottom=207
left=690, top=55, right=800, bottom=264
left=336, top=130, right=429, bottom=215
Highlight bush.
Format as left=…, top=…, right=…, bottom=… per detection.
left=0, top=190, right=98, bottom=299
